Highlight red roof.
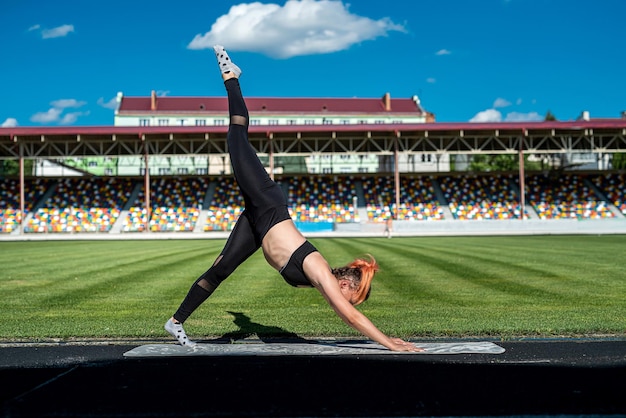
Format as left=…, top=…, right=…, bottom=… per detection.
left=3, top=119, right=626, bottom=137
left=118, top=95, right=425, bottom=115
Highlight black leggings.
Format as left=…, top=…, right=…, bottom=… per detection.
left=173, top=78, right=289, bottom=323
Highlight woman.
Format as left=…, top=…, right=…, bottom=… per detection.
left=165, top=46, right=422, bottom=352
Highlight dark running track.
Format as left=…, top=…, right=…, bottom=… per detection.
left=1, top=339, right=625, bottom=417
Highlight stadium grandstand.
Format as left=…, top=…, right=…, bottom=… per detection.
left=1, top=172, right=626, bottom=235
left=1, top=92, right=626, bottom=236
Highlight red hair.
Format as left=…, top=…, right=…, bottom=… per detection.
left=331, top=255, right=379, bottom=305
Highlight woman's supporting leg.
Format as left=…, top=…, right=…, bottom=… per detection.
left=172, top=211, right=261, bottom=324
left=166, top=212, right=261, bottom=346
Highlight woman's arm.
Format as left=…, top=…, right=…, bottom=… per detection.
left=319, top=280, right=423, bottom=352
left=303, top=253, right=423, bottom=352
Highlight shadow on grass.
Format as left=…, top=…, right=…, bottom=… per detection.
left=210, top=311, right=310, bottom=344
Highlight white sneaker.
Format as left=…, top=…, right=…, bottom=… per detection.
left=164, top=319, right=196, bottom=347
left=213, top=45, right=242, bottom=77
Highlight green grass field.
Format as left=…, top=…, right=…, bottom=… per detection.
left=1, top=235, right=625, bottom=342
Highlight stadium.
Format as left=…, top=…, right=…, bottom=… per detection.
left=2, top=92, right=626, bottom=237
left=1, top=93, right=625, bottom=417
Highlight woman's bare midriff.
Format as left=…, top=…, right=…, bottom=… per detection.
left=262, top=219, right=307, bottom=270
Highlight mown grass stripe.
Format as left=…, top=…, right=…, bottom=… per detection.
left=0, top=236, right=624, bottom=340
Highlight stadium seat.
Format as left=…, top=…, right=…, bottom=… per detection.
left=362, top=176, right=443, bottom=221
left=439, top=174, right=525, bottom=220
left=526, top=174, right=614, bottom=220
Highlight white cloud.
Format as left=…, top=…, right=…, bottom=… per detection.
left=51, top=99, right=86, bottom=108
left=493, top=97, right=511, bottom=108
left=97, top=97, right=118, bottom=110
left=31, top=108, right=63, bottom=123
left=435, top=49, right=451, bottom=56
left=187, top=0, right=406, bottom=58
left=2, top=118, right=18, bottom=127
left=31, top=98, right=87, bottom=124
left=41, top=24, right=74, bottom=39
left=470, top=108, right=544, bottom=123
left=504, top=111, right=543, bottom=122
left=28, top=24, right=41, bottom=32
left=470, top=109, right=502, bottom=123
left=426, top=77, right=436, bottom=84
left=59, top=111, right=88, bottom=125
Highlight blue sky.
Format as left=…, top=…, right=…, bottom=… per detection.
left=2, top=0, right=624, bottom=127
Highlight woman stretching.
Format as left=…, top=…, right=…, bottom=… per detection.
left=165, top=46, right=422, bottom=352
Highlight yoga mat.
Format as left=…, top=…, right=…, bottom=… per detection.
left=124, top=341, right=505, bottom=357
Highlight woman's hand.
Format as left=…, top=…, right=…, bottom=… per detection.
left=388, top=338, right=425, bottom=352
left=305, top=254, right=426, bottom=354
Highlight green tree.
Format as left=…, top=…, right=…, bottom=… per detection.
left=1, top=159, right=34, bottom=177
left=469, top=154, right=542, bottom=172
left=612, top=153, right=626, bottom=170
left=544, top=110, right=557, bottom=121
left=1, top=160, right=18, bottom=176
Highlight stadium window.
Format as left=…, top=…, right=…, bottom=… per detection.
left=177, top=119, right=186, bottom=126
left=358, top=167, right=368, bottom=173
left=139, top=119, right=150, bottom=126
left=375, top=120, right=385, bottom=124
left=323, top=119, right=333, bottom=125
left=304, top=119, right=315, bottom=125
left=341, top=120, right=350, bottom=125
left=250, top=119, right=260, bottom=125
left=105, top=168, right=113, bottom=175
left=213, top=119, right=225, bottom=126
left=195, top=119, right=207, bottom=126
left=268, top=119, right=279, bottom=125
left=392, top=120, right=403, bottom=124
left=358, top=120, right=367, bottom=124
left=288, top=119, right=297, bottom=125
left=177, top=167, right=189, bottom=175
left=158, top=119, right=169, bottom=126
left=322, top=167, right=333, bottom=174
left=196, top=168, right=208, bottom=175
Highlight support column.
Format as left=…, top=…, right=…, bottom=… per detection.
left=268, top=132, right=274, bottom=181
left=518, top=131, right=526, bottom=221
left=143, top=138, right=151, bottom=232
left=19, top=143, right=25, bottom=235
left=394, top=132, right=400, bottom=220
